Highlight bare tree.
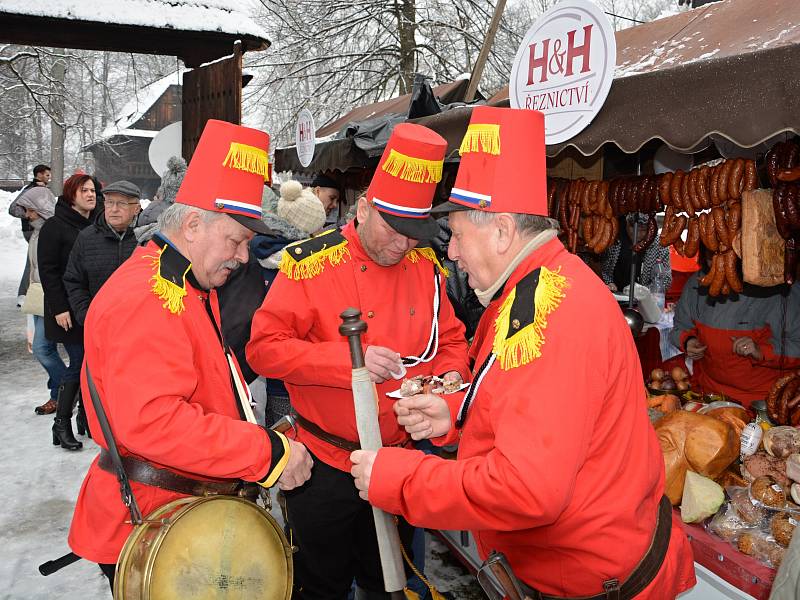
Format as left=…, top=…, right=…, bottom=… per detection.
left=246, top=0, right=676, bottom=147
left=0, top=44, right=178, bottom=185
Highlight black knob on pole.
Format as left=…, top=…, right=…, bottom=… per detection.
left=339, top=307, right=368, bottom=369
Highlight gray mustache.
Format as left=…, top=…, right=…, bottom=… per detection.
left=221, top=260, right=241, bottom=271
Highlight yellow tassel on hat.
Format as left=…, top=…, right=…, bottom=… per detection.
left=382, top=149, right=443, bottom=184
left=278, top=241, right=351, bottom=280
left=222, top=142, right=270, bottom=181
left=493, top=266, right=568, bottom=370
left=406, top=247, right=449, bottom=277
left=145, top=248, right=191, bottom=315
left=459, top=123, right=501, bottom=156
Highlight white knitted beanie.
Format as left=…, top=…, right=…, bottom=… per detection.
left=277, top=180, right=327, bottom=235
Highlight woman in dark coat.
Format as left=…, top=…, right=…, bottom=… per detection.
left=37, top=173, right=98, bottom=450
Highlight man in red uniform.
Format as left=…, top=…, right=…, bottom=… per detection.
left=68, top=120, right=312, bottom=587
left=247, top=123, right=470, bottom=599
left=351, top=107, right=697, bottom=599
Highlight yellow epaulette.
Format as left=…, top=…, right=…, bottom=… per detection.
left=492, top=266, right=569, bottom=370
left=278, top=228, right=351, bottom=280
left=144, top=236, right=192, bottom=315
left=405, top=246, right=450, bottom=277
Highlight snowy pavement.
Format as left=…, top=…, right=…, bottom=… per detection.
left=0, top=189, right=483, bottom=599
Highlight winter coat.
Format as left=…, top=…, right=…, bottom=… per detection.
left=370, top=238, right=696, bottom=598
left=37, top=197, right=94, bottom=344
left=63, top=214, right=138, bottom=326
left=669, top=273, right=800, bottom=406
left=69, top=238, right=286, bottom=564
left=247, top=220, right=470, bottom=473
left=12, top=186, right=56, bottom=285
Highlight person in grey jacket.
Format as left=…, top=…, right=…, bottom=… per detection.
left=11, top=186, right=61, bottom=414
left=63, top=180, right=141, bottom=326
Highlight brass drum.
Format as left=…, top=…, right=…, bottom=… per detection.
left=114, top=496, right=292, bottom=600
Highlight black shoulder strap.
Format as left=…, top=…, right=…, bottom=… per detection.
left=85, top=364, right=143, bottom=525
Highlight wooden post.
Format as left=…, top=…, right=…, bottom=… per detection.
left=463, top=0, right=508, bottom=103
left=181, top=41, right=243, bottom=162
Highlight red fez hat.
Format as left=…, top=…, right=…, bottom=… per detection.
left=175, top=119, right=272, bottom=234
left=365, top=123, right=447, bottom=240
left=434, top=106, right=547, bottom=216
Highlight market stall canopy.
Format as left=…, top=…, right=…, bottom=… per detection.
left=275, top=79, right=471, bottom=174
left=488, top=0, right=799, bottom=157
left=0, top=0, right=270, bottom=67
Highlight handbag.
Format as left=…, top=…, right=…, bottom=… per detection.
left=21, top=281, right=44, bottom=316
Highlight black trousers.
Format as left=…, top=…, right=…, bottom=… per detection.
left=283, top=453, right=415, bottom=599
left=99, top=563, right=115, bottom=591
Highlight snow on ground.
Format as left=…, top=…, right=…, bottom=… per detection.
left=0, top=190, right=484, bottom=598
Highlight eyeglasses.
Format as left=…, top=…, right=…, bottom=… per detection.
left=105, top=200, right=139, bottom=209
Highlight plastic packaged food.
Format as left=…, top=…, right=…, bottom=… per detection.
left=740, top=422, right=763, bottom=457
left=736, top=531, right=787, bottom=568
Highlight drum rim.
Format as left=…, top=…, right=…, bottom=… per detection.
left=115, top=495, right=293, bottom=600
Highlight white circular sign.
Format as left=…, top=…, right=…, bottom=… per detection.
left=509, top=0, right=616, bottom=145
left=148, top=121, right=182, bottom=176
left=295, top=109, right=316, bottom=168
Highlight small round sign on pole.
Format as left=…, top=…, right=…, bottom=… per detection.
left=296, top=109, right=316, bottom=168
left=509, top=0, right=616, bottom=145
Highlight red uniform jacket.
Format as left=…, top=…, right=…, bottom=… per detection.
left=370, top=238, right=696, bottom=598
left=69, top=240, right=284, bottom=564
left=247, top=221, right=470, bottom=472
left=670, top=273, right=800, bottom=407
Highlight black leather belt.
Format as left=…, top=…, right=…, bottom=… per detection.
left=98, top=450, right=258, bottom=498
left=291, top=409, right=411, bottom=453
left=522, top=495, right=673, bottom=600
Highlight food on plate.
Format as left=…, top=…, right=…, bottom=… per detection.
left=680, top=471, right=725, bottom=523
left=750, top=475, right=787, bottom=508
left=399, top=375, right=461, bottom=397
left=743, top=452, right=791, bottom=489
left=647, top=394, right=681, bottom=414
left=650, top=368, right=665, bottom=382
left=763, top=426, right=800, bottom=458
left=771, top=512, right=797, bottom=547
left=399, top=377, right=424, bottom=396
left=654, top=411, right=738, bottom=505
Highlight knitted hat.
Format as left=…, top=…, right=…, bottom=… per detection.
left=311, top=174, right=340, bottom=190
left=157, top=156, right=187, bottom=204
left=277, top=180, right=326, bottom=235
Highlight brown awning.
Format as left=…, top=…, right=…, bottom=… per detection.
left=275, top=79, right=471, bottom=174
left=488, top=0, right=800, bottom=156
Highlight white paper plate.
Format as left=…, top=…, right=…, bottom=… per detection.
left=386, top=382, right=470, bottom=399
